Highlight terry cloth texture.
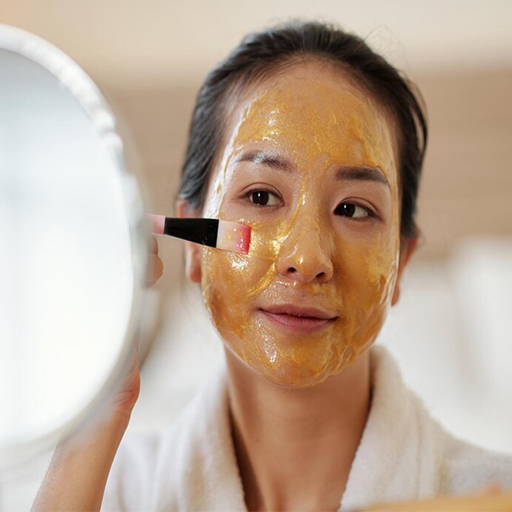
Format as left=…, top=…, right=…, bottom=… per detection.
left=101, top=345, right=512, bottom=511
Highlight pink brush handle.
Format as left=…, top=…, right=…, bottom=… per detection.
left=147, top=214, right=165, bottom=235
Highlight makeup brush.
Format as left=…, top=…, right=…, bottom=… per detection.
left=147, top=214, right=251, bottom=255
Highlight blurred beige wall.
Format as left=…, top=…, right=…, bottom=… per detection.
left=2, top=0, right=512, bottom=261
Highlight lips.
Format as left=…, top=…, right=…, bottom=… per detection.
left=259, top=303, right=338, bottom=334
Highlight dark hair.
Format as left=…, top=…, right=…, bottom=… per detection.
left=178, top=21, right=427, bottom=239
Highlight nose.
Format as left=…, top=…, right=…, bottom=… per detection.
left=276, top=216, right=334, bottom=284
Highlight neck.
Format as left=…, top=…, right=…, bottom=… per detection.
left=225, top=347, right=372, bottom=512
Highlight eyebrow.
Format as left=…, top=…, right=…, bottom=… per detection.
left=234, top=150, right=390, bottom=188
left=235, top=150, right=292, bottom=172
left=335, top=165, right=389, bottom=188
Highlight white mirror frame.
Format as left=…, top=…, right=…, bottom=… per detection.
left=0, top=23, right=150, bottom=473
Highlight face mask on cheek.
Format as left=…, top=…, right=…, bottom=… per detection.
left=199, top=74, right=401, bottom=388
left=200, top=221, right=399, bottom=388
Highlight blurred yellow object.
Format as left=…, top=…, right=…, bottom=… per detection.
left=363, top=493, right=512, bottom=511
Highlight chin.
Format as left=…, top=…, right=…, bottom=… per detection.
left=256, top=365, right=333, bottom=389
left=230, top=341, right=360, bottom=390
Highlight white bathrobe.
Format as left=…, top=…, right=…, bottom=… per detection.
left=101, top=345, right=512, bottom=511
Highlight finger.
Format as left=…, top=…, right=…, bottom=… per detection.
left=149, top=236, right=159, bottom=256
left=145, top=253, right=163, bottom=286
left=152, top=254, right=163, bottom=281
left=129, top=343, right=139, bottom=370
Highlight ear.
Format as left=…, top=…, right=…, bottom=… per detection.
left=391, top=235, right=418, bottom=306
left=176, top=199, right=202, bottom=284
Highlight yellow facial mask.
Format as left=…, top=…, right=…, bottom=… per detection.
left=200, top=68, right=401, bottom=388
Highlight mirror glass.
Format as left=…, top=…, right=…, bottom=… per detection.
left=0, top=25, right=149, bottom=471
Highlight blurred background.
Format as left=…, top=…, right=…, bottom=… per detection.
left=1, top=0, right=511, bottom=509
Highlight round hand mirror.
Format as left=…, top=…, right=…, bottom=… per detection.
left=0, top=24, right=152, bottom=473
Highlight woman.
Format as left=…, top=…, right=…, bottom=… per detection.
left=33, top=21, right=512, bottom=512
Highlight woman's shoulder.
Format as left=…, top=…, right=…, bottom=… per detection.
left=439, top=432, right=512, bottom=494
left=367, top=345, right=512, bottom=498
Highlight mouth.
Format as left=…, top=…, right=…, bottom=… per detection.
left=258, top=304, right=338, bottom=334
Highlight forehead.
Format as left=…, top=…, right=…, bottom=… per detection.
left=221, top=62, right=399, bottom=180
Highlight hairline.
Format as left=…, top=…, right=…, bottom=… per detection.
left=203, top=54, right=404, bottom=213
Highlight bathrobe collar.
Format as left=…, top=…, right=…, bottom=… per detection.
left=162, top=345, right=445, bottom=511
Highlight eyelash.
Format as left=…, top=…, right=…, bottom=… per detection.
left=243, top=188, right=377, bottom=221
left=334, top=202, right=376, bottom=221
left=244, top=189, right=281, bottom=208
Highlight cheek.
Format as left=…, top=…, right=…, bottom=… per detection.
left=200, top=236, right=277, bottom=354
left=334, top=234, right=399, bottom=344
left=200, top=216, right=296, bottom=369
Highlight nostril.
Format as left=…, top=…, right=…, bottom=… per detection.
left=288, top=267, right=297, bottom=274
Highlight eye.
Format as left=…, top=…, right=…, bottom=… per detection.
left=248, top=190, right=281, bottom=207
left=334, top=202, right=372, bottom=219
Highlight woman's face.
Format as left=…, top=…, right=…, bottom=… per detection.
left=189, top=62, right=409, bottom=388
